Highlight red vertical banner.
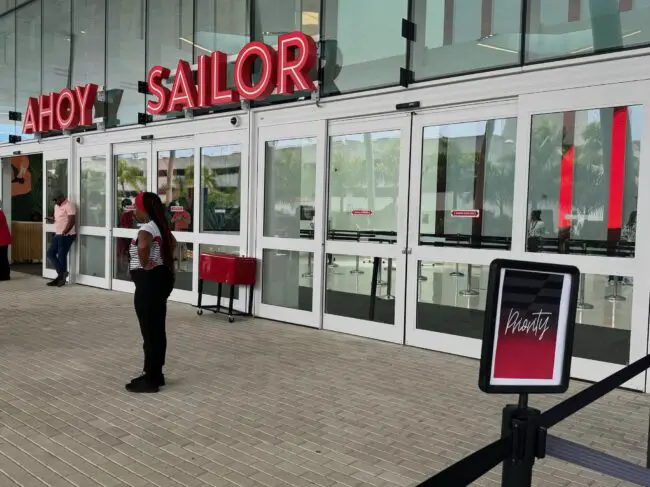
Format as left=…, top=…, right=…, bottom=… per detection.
left=558, top=112, right=576, bottom=230
left=443, top=0, right=454, bottom=45
left=481, top=0, right=493, bottom=38
left=568, top=0, right=581, bottom=21
left=607, top=107, right=628, bottom=239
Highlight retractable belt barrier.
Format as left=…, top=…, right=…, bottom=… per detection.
left=417, top=353, right=650, bottom=487
left=416, top=260, right=650, bottom=487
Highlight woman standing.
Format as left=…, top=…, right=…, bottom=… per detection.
left=127, top=192, right=175, bottom=393
left=0, top=201, right=11, bottom=281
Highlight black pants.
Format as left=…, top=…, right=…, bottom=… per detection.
left=0, top=246, right=9, bottom=280
left=131, top=266, right=174, bottom=378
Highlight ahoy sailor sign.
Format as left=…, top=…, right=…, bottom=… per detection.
left=147, top=31, right=317, bottom=115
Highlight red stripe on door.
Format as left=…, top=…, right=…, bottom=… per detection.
left=558, top=112, right=576, bottom=229
left=607, top=107, right=628, bottom=232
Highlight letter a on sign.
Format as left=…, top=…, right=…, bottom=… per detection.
left=23, top=98, right=39, bottom=134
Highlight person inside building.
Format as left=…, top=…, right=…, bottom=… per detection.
left=0, top=200, right=12, bottom=281
left=127, top=191, right=176, bottom=393
left=45, top=193, right=76, bottom=287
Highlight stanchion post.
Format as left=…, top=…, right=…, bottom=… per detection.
left=501, top=394, right=542, bottom=487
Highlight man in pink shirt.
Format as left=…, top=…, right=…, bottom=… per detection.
left=46, top=193, right=76, bottom=287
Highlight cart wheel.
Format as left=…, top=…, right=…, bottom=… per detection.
left=197, top=309, right=204, bottom=316
left=228, top=316, right=235, bottom=323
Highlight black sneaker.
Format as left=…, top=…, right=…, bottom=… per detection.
left=47, top=277, right=60, bottom=286
left=128, top=373, right=165, bottom=387
left=56, top=272, right=69, bottom=287
left=125, top=375, right=159, bottom=393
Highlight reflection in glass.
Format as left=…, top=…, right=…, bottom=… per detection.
left=199, top=244, right=240, bottom=300
left=195, top=0, right=249, bottom=57
left=328, top=130, right=400, bottom=240
left=420, top=118, right=517, bottom=249
left=263, top=138, right=317, bottom=239
left=411, top=0, right=521, bottom=81
left=201, top=145, right=241, bottom=234
left=0, top=10, right=16, bottom=143
left=46, top=233, right=56, bottom=270
left=114, top=152, right=147, bottom=228
left=415, top=261, right=487, bottom=338
left=16, top=0, right=40, bottom=138
left=574, top=272, right=632, bottom=365
left=79, top=235, right=105, bottom=278
left=526, top=1, right=650, bottom=62
left=80, top=155, right=106, bottom=227
left=157, top=149, right=194, bottom=232
left=325, top=254, right=396, bottom=325
left=261, top=249, right=312, bottom=311
left=173, top=242, right=193, bottom=291
left=113, top=237, right=130, bottom=280
left=526, top=106, right=640, bottom=257
left=107, top=0, right=145, bottom=126
left=42, top=0, right=71, bottom=93
left=72, top=0, right=106, bottom=87
left=45, top=159, right=68, bottom=219
left=322, top=0, right=407, bottom=95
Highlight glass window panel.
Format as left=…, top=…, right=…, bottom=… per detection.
left=114, top=152, right=147, bottom=228
left=200, top=144, right=241, bottom=234
left=107, top=0, right=145, bottom=127
left=328, top=130, right=400, bottom=241
left=72, top=0, right=105, bottom=88
left=45, top=159, right=67, bottom=220
left=322, top=0, right=407, bottom=96
left=261, top=249, right=313, bottom=311
left=173, top=242, right=193, bottom=291
left=192, top=0, right=249, bottom=114
left=7, top=153, right=42, bottom=222
left=79, top=235, right=105, bottom=278
left=526, top=105, right=640, bottom=257
left=526, top=0, right=650, bottom=62
left=416, top=261, right=487, bottom=338
left=264, top=138, right=316, bottom=239
left=16, top=0, right=40, bottom=139
left=156, top=148, right=194, bottom=232
left=574, top=272, right=631, bottom=365
left=146, top=0, right=194, bottom=120
left=252, top=0, right=319, bottom=105
left=79, top=155, right=106, bottom=227
left=325, top=254, right=396, bottom=325
left=46, top=232, right=56, bottom=270
left=420, top=118, right=516, bottom=249
left=113, top=236, right=130, bottom=280
left=0, top=1, right=15, bottom=15
left=0, top=10, right=16, bottom=143
left=199, top=244, right=240, bottom=300
left=42, top=0, right=71, bottom=93
left=412, top=0, right=521, bottom=81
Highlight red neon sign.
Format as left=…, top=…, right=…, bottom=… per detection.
left=23, top=84, right=98, bottom=134
left=147, top=32, right=317, bottom=116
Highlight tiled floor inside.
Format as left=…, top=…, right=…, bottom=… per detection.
left=0, top=272, right=648, bottom=486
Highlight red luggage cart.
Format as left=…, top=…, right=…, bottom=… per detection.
left=197, top=252, right=257, bottom=322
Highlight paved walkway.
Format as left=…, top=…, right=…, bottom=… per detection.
left=0, top=272, right=649, bottom=487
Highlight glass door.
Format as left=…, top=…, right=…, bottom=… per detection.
left=43, top=148, right=71, bottom=280
left=111, top=142, right=152, bottom=293
left=76, top=144, right=111, bottom=288
left=255, top=122, right=326, bottom=327
left=404, top=103, right=518, bottom=358
left=322, top=115, right=411, bottom=343
left=152, top=138, right=196, bottom=304
left=194, top=130, right=250, bottom=313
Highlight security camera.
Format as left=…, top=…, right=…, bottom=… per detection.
left=230, top=116, right=240, bottom=127
left=75, top=136, right=83, bottom=144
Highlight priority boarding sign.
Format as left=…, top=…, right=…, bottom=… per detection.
left=479, top=259, right=580, bottom=394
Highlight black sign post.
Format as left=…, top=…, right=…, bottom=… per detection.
left=479, top=259, right=580, bottom=486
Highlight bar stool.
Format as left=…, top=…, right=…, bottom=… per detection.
left=459, top=264, right=479, bottom=296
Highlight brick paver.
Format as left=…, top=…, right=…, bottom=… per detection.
left=1, top=272, right=649, bottom=486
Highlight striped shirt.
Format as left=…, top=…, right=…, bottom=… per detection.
left=129, top=221, right=164, bottom=270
